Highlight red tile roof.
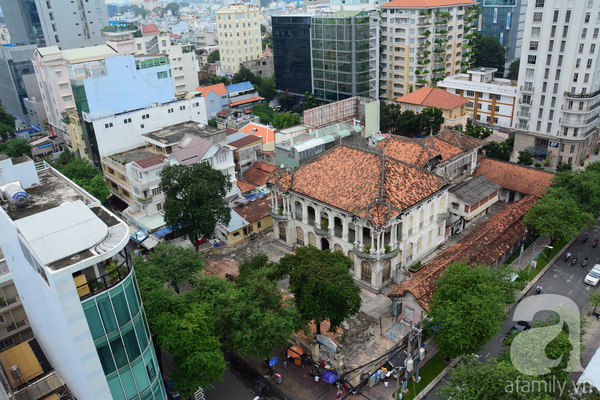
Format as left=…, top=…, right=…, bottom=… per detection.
left=474, top=157, right=554, bottom=199
left=239, top=123, right=275, bottom=145
left=230, top=95, right=264, bottom=107
left=233, top=196, right=271, bottom=224
left=438, top=130, right=485, bottom=151
left=196, top=83, right=228, bottom=98
left=244, top=162, right=277, bottom=186
left=396, top=87, right=469, bottom=110
left=141, top=24, right=161, bottom=35
left=381, top=0, right=476, bottom=7
left=377, top=134, right=465, bottom=167
left=388, top=195, right=538, bottom=310
left=269, top=146, right=449, bottom=227
left=133, top=153, right=166, bottom=169
left=237, top=179, right=257, bottom=194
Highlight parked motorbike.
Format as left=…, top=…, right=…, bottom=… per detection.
left=250, top=232, right=258, bottom=240
left=535, top=285, right=542, bottom=295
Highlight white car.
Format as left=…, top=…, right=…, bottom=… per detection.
left=584, top=264, right=600, bottom=286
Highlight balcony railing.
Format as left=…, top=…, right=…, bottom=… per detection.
left=563, top=88, right=600, bottom=99
left=307, top=217, right=316, bottom=226
left=295, top=213, right=302, bottom=221
left=520, top=85, right=535, bottom=92
left=519, top=98, right=532, bottom=105
left=1, top=319, right=29, bottom=334
left=0, top=296, right=20, bottom=309
left=75, top=250, right=133, bottom=301
left=334, top=229, right=343, bottom=238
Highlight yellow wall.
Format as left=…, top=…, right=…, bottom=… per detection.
left=227, top=215, right=274, bottom=245
left=215, top=4, right=262, bottom=74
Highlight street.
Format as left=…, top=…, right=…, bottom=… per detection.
left=425, top=225, right=600, bottom=400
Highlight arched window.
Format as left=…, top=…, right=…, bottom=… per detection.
left=334, top=243, right=343, bottom=253
left=278, top=222, right=286, bottom=241
left=361, top=260, right=372, bottom=282
left=296, top=226, right=304, bottom=245
left=308, top=232, right=317, bottom=247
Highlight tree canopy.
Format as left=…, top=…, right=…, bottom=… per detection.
left=206, top=50, right=220, bottom=64
left=232, top=66, right=276, bottom=102
left=252, top=103, right=275, bottom=124
left=481, top=139, right=513, bottom=162
left=426, top=262, right=517, bottom=359
left=507, top=59, right=520, bottom=80
left=380, top=102, right=444, bottom=137
left=517, top=151, right=534, bottom=166
left=145, top=242, right=204, bottom=293
left=472, top=34, right=506, bottom=71
left=0, top=105, right=16, bottom=141
left=459, top=118, right=493, bottom=140
left=273, top=111, right=301, bottom=129
left=160, top=162, right=232, bottom=246
left=278, top=246, right=362, bottom=334
left=49, top=150, right=109, bottom=201
left=0, top=138, right=31, bottom=158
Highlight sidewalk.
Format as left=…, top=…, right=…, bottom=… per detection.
left=510, top=235, right=552, bottom=271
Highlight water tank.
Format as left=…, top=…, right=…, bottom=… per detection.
left=3, top=182, right=29, bottom=208
left=9, top=365, right=22, bottom=380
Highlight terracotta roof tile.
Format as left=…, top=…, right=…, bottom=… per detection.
left=233, top=196, right=271, bottom=224
left=141, top=24, right=161, bottom=35
left=396, top=87, right=469, bottom=110
left=237, top=179, right=257, bottom=194
left=438, top=130, right=485, bottom=151
left=377, top=133, right=466, bottom=167
left=230, top=95, right=264, bottom=107
left=388, top=195, right=538, bottom=310
left=244, top=162, right=277, bottom=186
left=381, top=0, right=476, bottom=8
left=196, top=83, right=228, bottom=98
left=269, top=146, right=449, bottom=227
left=133, top=153, right=166, bottom=169
left=239, top=123, right=275, bottom=145
left=474, top=157, right=554, bottom=198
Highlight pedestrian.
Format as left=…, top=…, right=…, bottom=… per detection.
left=283, top=359, right=287, bottom=370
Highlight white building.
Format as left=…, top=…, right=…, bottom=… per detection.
left=379, top=0, right=477, bottom=98
left=215, top=4, right=262, bottom=74
left=268, top=145, right=451, bottom=291
left=438, top=67, right=518, bottom=129
left=0, top=155, right=166, bottom=400
left=512, top=0, right=600, bottom=168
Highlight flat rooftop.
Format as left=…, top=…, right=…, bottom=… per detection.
left=108, top=147, right=156, bottom=164
left=445, top=74, right=517, bottom=87
left=1, top=168, right=95, bottom=221
left=143, top=121, right=224, bottom=147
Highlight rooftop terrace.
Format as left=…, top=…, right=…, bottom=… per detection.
left=142, top=121, right=225, bottom=147
left=108, top=147, right=157, bottom=165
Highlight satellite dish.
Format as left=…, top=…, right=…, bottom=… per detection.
left=280, top=164, right=285, bottom=169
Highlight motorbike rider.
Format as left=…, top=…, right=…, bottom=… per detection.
left=572, top=257, right=578, bottom=265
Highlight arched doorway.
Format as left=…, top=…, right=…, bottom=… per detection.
left=278, top=222, right=286, bottom=241
left=321, top=237, right=330, bottom=250
left=308, top=232, right=317, bottom=246
left=334, top=243, right=343, bottom=253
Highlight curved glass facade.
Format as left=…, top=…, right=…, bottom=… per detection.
left=82, top=269, right=166, bottom=400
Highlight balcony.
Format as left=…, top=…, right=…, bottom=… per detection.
left=516, top=111, right=531, bottom=118
left=0, top=296, right=21, bottom=311
left=334, top=229, right=343, bottom=238
left=0, top=319, right=29, bottom=335
left=520, top=85, right=535, bottom=93
left=313, top=225, right=330, bottom=236
left=563, top=88, right=600, bottom=99
left=74, top=250, right=133, bottom=301
left=438, top=212, right=450, bottom=220
left=380, top=245, right=401, bottom=260
left=135, top=194, right=154, bottom=204
left=270, top=210, right=287, bottom=220
left=515, top=123, right=530, bottom=130
left=519, top=98, right=532, bottom=105
left=295, top=212, right=302, bottom=221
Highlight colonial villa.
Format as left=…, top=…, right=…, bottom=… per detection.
left=268, top=145, right=451, bottom=291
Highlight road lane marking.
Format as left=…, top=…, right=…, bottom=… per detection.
left=485, top=353, right=490, bottom=359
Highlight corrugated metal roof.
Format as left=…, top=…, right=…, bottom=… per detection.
left=226, top=81, right=254, bottom=93
left=227, top=131, right=250, bottom=143
left=61, top=44, right=118, bottom=63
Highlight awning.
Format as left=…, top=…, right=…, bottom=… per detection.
left=153, top=226, right=173, bottom=239
left=141, top=235, right=160, bottom=250
left=320, top=135, right=336, bottom=143
left=130, top=230, right=148, bottom=244
left=338, top=129, right=351, bottom=138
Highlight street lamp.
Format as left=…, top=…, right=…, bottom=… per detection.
left=525, top=245, right=553, bottom=285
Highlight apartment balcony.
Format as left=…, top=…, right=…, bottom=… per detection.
left=518, top=98, right=533, bottom=105
left=520, top=85, right=535, bottom=93
left=563, top=88, right=600, bottom=99
left=561, top=104, right=599, bottom=113
left=74, top=250, right=133, bottom=301
left=438, top=212, right=450, bottom=221
left=516, top=111, right=531, bottom=118
left=270, top=209, right=287, bottom=220
left=0, top=296, right=22, bottom=312
left=0, top=319, right=29, bottom=336
left=514, top=123, right=530, bottom=131
left=135, top=194, right=154, bottom=204
left=559, top=114, right=599, bottom=126
left=313, top=225, right=330, bottom=236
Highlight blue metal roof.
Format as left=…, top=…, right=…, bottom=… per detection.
left=226, top=81, right=254, bottom=93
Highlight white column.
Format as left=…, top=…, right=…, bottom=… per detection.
left=342, top=218, right=349, bottom=241
left=302, top=202, right=308, bottom=224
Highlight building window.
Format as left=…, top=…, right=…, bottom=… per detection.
left=142, top=114, right=150, bottom=120
left=157, top=71, right=169, bottom=79
left=179, top=105, right=186, bottom=110
left=157, top=203, right=162, bottom=211
left=496, top=95, right=501, bottom=101
left=124, top=118, right=131, bottom=124
left=535, top=0, right=544, bottom=6
left=570, top=145, right=575, bottom=153
left=531, top=27, right=541, bottom=37
left=104, top=123, right=114, bottom=128
left=466, top=90, right=475, bottom=97
left=0, top=338, right=14, bottom=350
left=0, top=314, right=4, bottom=324
left=585, top=12, right=591, bottom=23
left=528, top=55, right=537, bottom=64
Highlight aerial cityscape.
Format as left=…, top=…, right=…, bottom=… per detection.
left=0, top=0, right=600, bottom=399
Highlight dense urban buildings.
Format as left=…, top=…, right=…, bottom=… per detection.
left=379, top=0, right=477, bottom=98
left=215, top=4, right=262, bottom=75
left=0, top=155, right=166, bottom=400
left=0, top=44, right=40, bottom=125
left=272, top=15, right=312, bottom=96
left=512, top=0, right=600, bottom=167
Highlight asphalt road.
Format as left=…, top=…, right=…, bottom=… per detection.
left=425, top=226, right=600, bottom=400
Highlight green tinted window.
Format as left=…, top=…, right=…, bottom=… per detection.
left=122, top=324, right=141, bottom=361
left=134, top=316, right=149, bottom=350
left=83, top=300, right=104, bottom=340
left=119, top=368, right=138, bottom=400
left=124, top=279, right=140, bottom=318
left=131, top=358, right=150, bottom=392
left=97, top=294, right=118, bottom=333
left=108, top=374, right=126, bottom=400
left=110, top=286, right=131, bottom=327
left=109, top=335, right=129, bottom=369
left=96, top=338, right=116, bottom=375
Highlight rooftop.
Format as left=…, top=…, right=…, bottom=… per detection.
left=109, top=147, right=156, bottom=165
left=441, top=73, right=518, bottom=88
left=61, top=44, right=118, bottom=63
left=239, top=123, right=275, bottom=145
left=171, top=133, right=218, bottom=165
left=243, top=162, right=277, bottom=186
left=269, top=145, right=449, bottom=227
left=396, top=87, right=469, bottom=110
left=380, top=0, right=476, bottom=7
left=389, top=195, right=538, bottom=309
left=141, top=24, right=161, bottom=35
left=0, top=338, right=52, bottom=391
left=134, top=153, right=167, bottom=169
left=474, top=156, right=554, bottom=198
left=196, top=83, right=228, bottom=98
left=226, top=81, right=255, bottom=94
left=233, top=195, right=271, bottom=224
left=142, top=121, right=224, bottom=147
left=237, top=179, right=257, bottom=193
left=437, top=130, right=485, bottom=152
left=449, top=175, right=501, bottom=206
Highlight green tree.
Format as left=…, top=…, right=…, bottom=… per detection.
left=207, top=118, right=217, bottom=127
left=517, top=151, right=534, bottom=166
left=551, top=163, right=600, bottom=214
left=160, top=163, right=232, bottom=248
left=257, top=77, right=276, bottom=102
left=252, top=103, right=275, bottom=124
left=273, top=111, right=300, bottom=129
left=507, top=59, right=520, bottom=80
left=164, top=2, right=179, bottom=16
left=397, top=109, right=422, bottom=136
left=303, top=92, right=318, bottom=110
left=556, top=161, right=573, bottom=172
left=380, top=102, right=403, bottom=135
left=208, top=74, right=229, bottom=85
left=425, top=262, right=517, bottom=359
left=49, top=153, right=109, bottom=201
left=278, top=246, right=362, bottom=334
left=0, top=105, right=16, bottom=141
left=482, top=140, right=513, bottom=162
left=0, top=139, right=31, bottom=157
left=207, top=50, right=220, bottom=64
left=218, top=267, right=302, bottom=358
left=418, top=107, right=444, bottom=136
left=83, top=174, right=110, bottom=202
left=462, top=118, right=493, bottom=139
left=159, top=306, right=226, bottom=397
left=472, top=34, right=506, bottom=70
left=145, top=242, right=204, bottom=294
left=232, top=66, right=255, bottom=84
left=588, top=291, right=600, bottom=314
left=523, top=187, right=595, bottom=247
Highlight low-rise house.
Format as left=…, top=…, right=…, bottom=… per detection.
left=29, top=136, right=65, bottom=160
left=447, top=175, right=501, bottom=235
left=268, top=145, right=451, bottom=291
left=388, top=195, right=538, bottom=324
left=377, top=131, right=484, bottom=181
left=239, top=123, right=276, bottom=151
left=196, top=83, right=229, bottom=119
left=226, top=81, right=263, bottom=110
left=395, top=87, right=471, bottom=129
left=242, top=162, right=277, bottom=191
left=216, top=196, right=273, bottom=244
left=473, top=156, right=554, bottom=202
left=226, top=130, right=263, bottom=175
